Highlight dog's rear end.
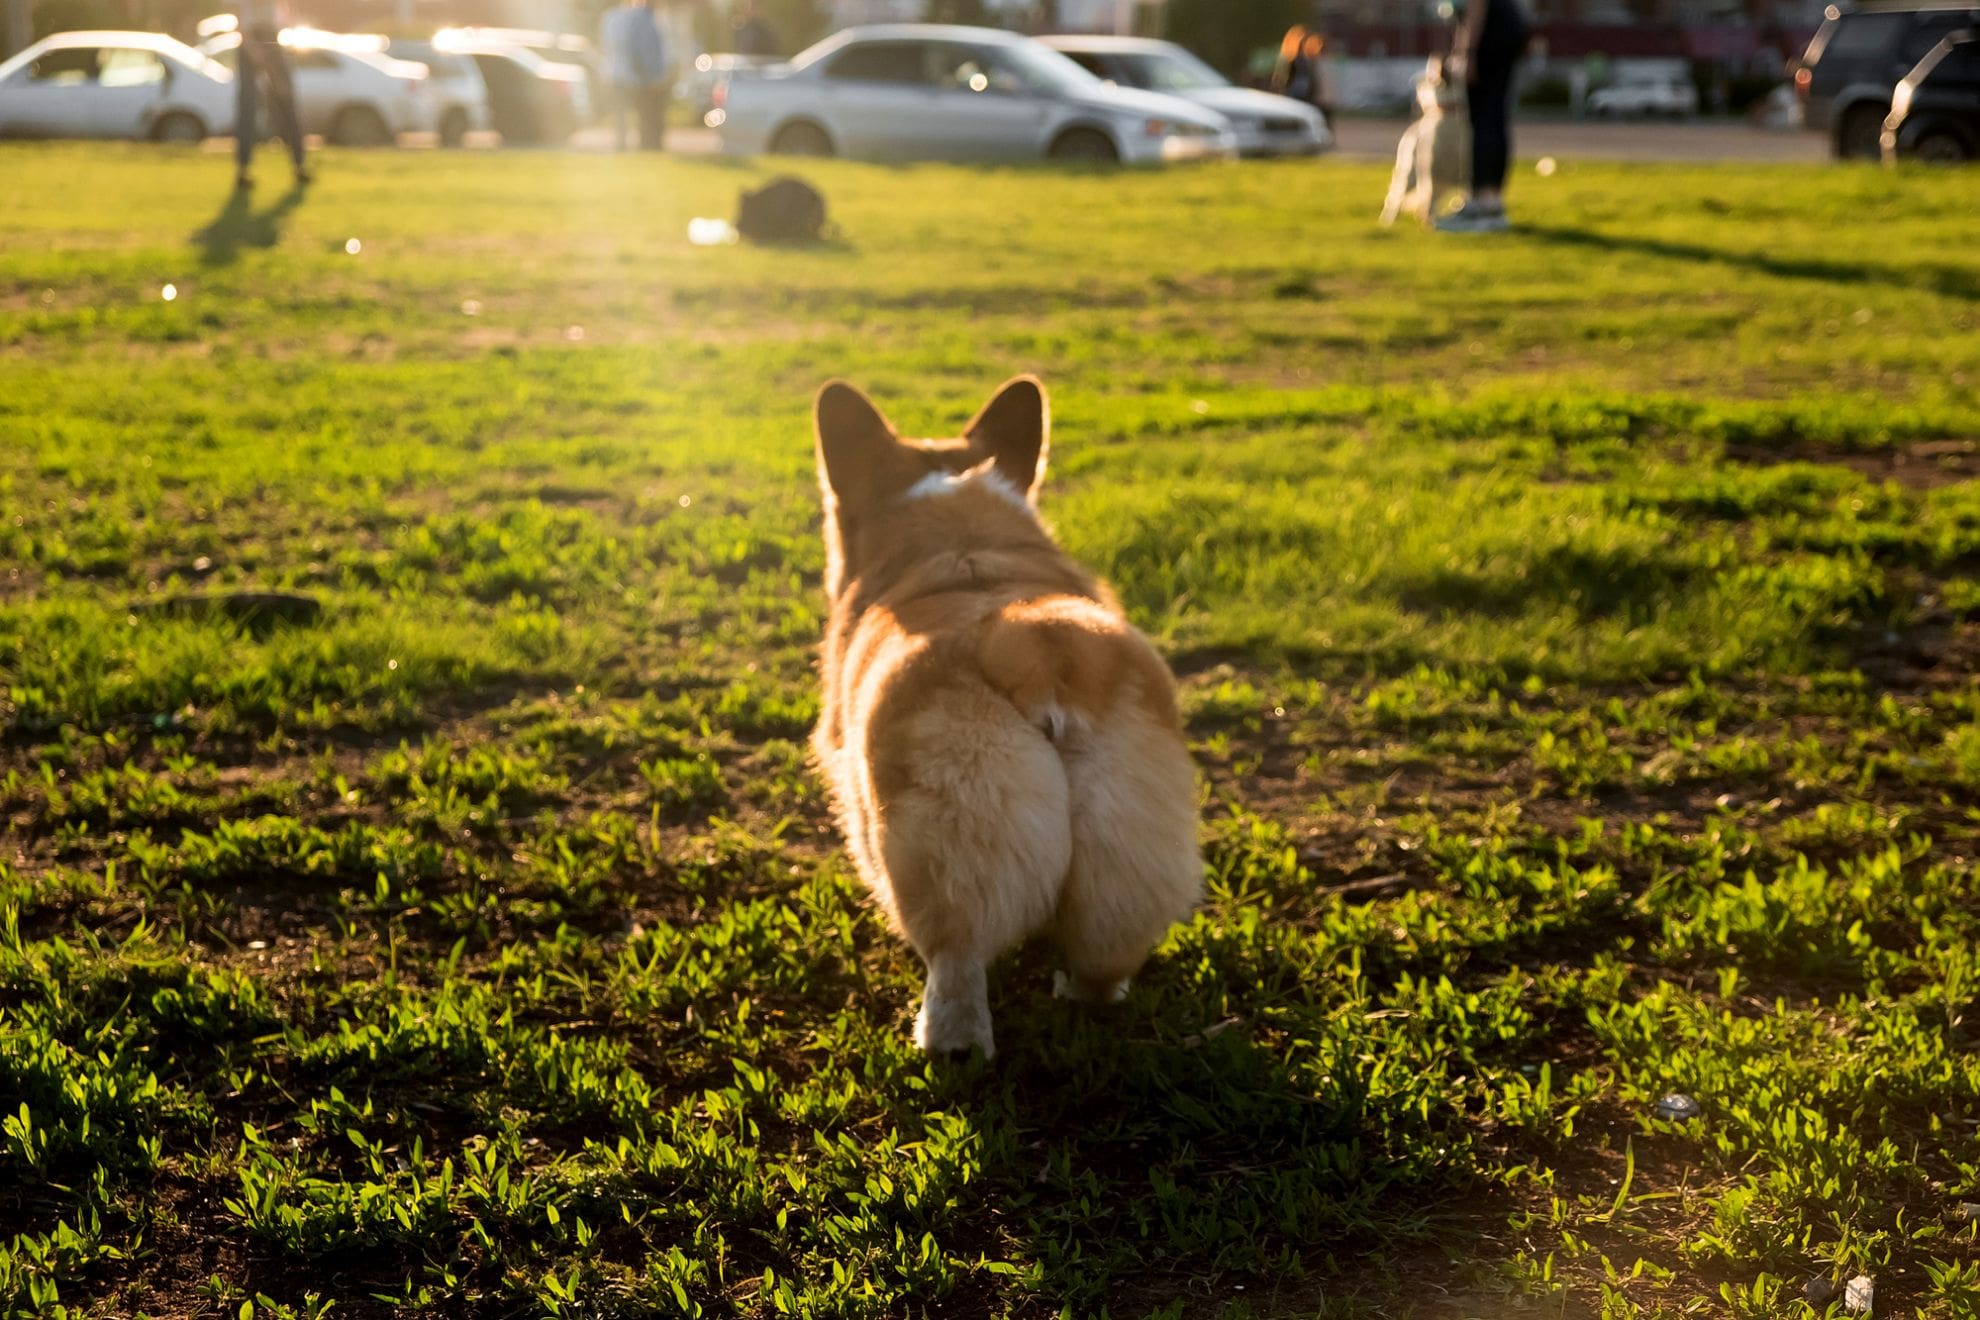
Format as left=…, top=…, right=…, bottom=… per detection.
left=813, top=378, right=1201, bottom=1057
left=977, top=598, right=1202, bottom=1003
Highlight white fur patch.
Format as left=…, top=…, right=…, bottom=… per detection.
left=903, top=468, right=1032, bottom=513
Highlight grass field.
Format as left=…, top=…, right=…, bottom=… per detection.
left=3, top=142, right=1980, bottom=1319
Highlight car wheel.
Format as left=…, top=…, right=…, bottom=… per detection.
left=331, top=104, right=393, bottom=148
left=1048, top=127, right=1119, bottom=164
left=151, top=111, right=205, bottom=144
left=770, top=121, right=833, bottom=157
left=439, top=108, right=469, bottom=148
left=1836, top=104, right=1885, bottom=159
left=1913, top=130, right=1972, bottom=163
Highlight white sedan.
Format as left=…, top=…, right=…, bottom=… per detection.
left=1042, top=35, right=1332, bottom=157
left=0, top=31, right=234, bottom=141
left=201, top=29, right=435, bottom=144
left=718, top=24, right=1236, bottom=164
left=1587, top=77, right=1701, bottom=118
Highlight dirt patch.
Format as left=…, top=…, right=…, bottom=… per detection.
left=1855, top=617, right=1980, bottom=692
left=1727, top=437, right=1980, bottom=491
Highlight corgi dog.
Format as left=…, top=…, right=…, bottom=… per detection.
left=811, top=376, right=1202, bottom=1058
left=1381, top=56, right=1471, bottom=226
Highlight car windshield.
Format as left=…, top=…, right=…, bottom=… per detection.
left=1116, top=48, right=1227, bottom=92
left=988, top=40, right=1101, bottom=96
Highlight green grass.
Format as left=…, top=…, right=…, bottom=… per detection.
left=2, top=141, right=1979, bottom=1318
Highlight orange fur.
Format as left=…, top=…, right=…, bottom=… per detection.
left=812, top=376, right=1203, bottom=1056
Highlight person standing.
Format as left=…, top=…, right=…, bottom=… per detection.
left=599, top=0, right=672, bottom=151
left=1438, top=0, right=1530, bottom=233
left=234, top=0, right=308, bottom=190
left=1271, top=25, right=1312, bottom=101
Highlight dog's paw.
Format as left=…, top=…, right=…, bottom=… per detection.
left=914, top=993, right=994, bottom=1059
left=1053, top=970, right=1130, bottom=1005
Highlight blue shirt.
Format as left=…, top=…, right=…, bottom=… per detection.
left=600, top=4, right=669, bottom=87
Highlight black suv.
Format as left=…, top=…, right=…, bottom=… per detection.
left=1798, top=1, right=1980, bottom=156
left=1883, top=26, right=1980, bottom=159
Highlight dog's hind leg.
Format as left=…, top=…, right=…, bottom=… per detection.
left=1380, top=133, right=1417, bottom=226
left=1052, top=715, right=1201, bottom=1005
left=876, top=693, right=1071, bottom=1058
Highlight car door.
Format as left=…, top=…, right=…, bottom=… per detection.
left=90, top=47, right=171, bottom=137
left=0, top=46, right=104, bottom=137
left=285, top=48, right=346, bottom=137
left=814, top=40, right=938, bottom=159
left=921, top=43, right=1055, bottom=161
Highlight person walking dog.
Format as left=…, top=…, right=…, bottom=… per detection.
left=234, top=0, right=308, bottom=190
left=1438, top=0, right=1530, bottom=232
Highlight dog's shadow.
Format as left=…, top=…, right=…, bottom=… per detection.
left=899, top=950, right=1502, bottom=1308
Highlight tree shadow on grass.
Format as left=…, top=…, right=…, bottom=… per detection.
left=1520, top=222, right=1980, bottom=304
left=194, top=183, right=307, bottom=268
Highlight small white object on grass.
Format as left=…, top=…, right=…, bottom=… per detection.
left=161, top=283, right=178, bottom=302
left=565, top=325, right=585, bottom=342
left=1844, top=1275, right=1874, bottom=1314
left=460, top=298, right=482, bottom=316
left=344, top=237, right=362, bottom=255
left=1654, top=1092, right=1701, bottom=1120
left=1536, top=156, right=1558, bottom=177
left=688, top=217, right=740, bottom=246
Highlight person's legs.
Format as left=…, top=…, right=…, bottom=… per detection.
left=234, top=42, right=259, bottom=186
left=609, top=85, right=630, bottom=151
left=1467, top=56, right=1514, bottom=206
left=260, top=48, right=308, bottom=182
left=636, top=82, right=668, bottom=150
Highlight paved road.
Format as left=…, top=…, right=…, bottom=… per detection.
left=571, top=119, right=1829, bottom=164
left=1329, top=115, right=1827, bottom=164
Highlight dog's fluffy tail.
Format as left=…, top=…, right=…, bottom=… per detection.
left=977, top=596, right=1202, bottom=995
left=977, top=595, right=1150, bottom=743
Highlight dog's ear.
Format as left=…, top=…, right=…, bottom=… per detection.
left=814, top=380, right=901, bottom=507
left=964, top=375, right=1049, bottom=501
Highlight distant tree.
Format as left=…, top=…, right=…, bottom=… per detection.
left=1164, top=0, right=1306, bottom=78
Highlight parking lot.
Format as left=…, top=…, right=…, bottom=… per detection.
left=577, top=116, right=1831, bottom=164
left=1330, top=113, right=1829, bottom=163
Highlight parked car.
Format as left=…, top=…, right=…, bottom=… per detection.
left=384, top=39, right=492, bottom=146
left=1883, top=25, right=1980, bottom=159
left=0, top=31, right=233, bottom=141
left=680, top=51, right=778, bottom=125
left=717, top=24, right=1236, bottom=164
left=1796, top=0, right=1980, bottom=156
left=436, top=27, right=601, bottom=113
left=430, top=33, right=590, bottom=146
left=1586, top=74, right=1701, bottom=117
left=201, top=29, right=433, bottom=145
left=1039, top=35, right=1329, bottom=157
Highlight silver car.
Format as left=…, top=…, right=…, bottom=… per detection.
left=0, top=31, right=235, bottom=141
left=1042, top=35, right=1331, bottom=158
left=717, top=24, right=1237, bottom=164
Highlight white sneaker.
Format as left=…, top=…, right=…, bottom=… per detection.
left=1435, top=202, right=1511, bottom=233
